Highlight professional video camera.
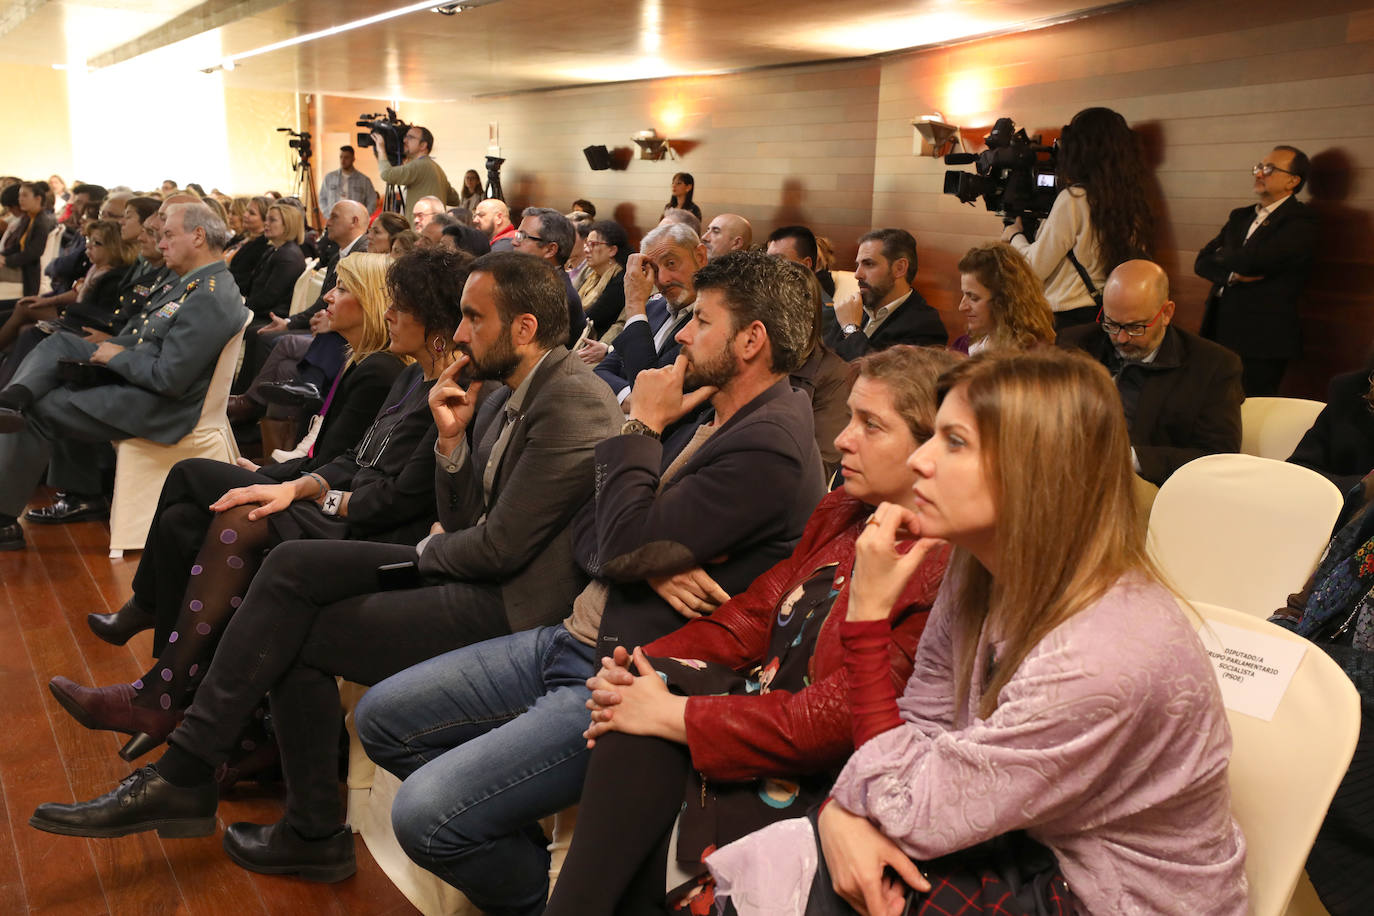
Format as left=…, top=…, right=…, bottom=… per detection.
left=942, top=117, right=1058, bottom=237
left=277, top=127, right=313, bottom=161
left=357, top=108, right=410, bottom=168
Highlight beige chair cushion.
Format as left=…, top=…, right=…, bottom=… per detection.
left=1240, top=397, right=1326, bottom=461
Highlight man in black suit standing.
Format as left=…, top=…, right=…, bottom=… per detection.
left=1060, top=259, right=1243, bottom=486
left=823, top=227, right=947, bottom=358
left=1196, top=145, right=1317, bottom=396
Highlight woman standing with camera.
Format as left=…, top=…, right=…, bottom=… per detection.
left=1003, top=107, right=1154, bottom=330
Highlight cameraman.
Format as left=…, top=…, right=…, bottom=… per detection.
left=370, top=124, right=457, bottom=210
left=1001, top=107, right=1154, bottom=330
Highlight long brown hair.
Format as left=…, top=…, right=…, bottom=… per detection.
left=86, top=219, right=138, bottom=269
left=1058, top=107, right=1155, bottom=272
left=938, top=349, right=1157, bottom=719
left=957, top=242, right=1055, bottom=351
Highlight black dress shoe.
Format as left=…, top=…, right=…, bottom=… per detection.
left=0, top=521, right=23, bottom=551
left=259, top=380, right=324, bottom=412
left=25, top=493, right=108, bottom=525
left=29, top=766, right=217, bottom=839
left=227, top=394, right=265, bottom=425
left=223, top=820, right=356, bottom=883
left=86, top=598, right=157, bottom=648
left=0, top=406, right=26, bottom=433
left=87, top=597, right=158, bottom=646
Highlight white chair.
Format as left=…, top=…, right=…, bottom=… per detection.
left=1241, top=397, right=1325, bottom=460
left=340, top=680, right=480, bottom=915
left=36, top=224, right=64, bottom=295
left=1188, top=600, right=1359, bottom=916
left=107, top=313, right=251, bottom=557
left=288, top=258, right=323, bottom=316
left=1148, top=454, right=1342, bottom=616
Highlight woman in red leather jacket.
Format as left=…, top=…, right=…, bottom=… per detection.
left=544, top=345, right=959, bottom=916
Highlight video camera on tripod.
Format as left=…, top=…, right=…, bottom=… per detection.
left=277, top=127, right=320, bottom=227
left=941, top=117, right=1059, bottom=238
left=357, top=108, right=410, bottom=168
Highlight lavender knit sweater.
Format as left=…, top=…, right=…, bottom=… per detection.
left=710, top=574, right=1248, bottom=915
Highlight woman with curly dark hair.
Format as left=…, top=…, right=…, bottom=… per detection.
left=1003, top=107, right=1154, bottom=330
left=951, top=242, right=1056, bottom=355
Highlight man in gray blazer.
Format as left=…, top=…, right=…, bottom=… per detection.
left=0, top=202, right=248, bottom=549
left=30, top=253, right=625, bottom=884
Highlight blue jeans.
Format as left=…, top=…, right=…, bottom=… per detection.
left=356, top=625, right=598, bottom=916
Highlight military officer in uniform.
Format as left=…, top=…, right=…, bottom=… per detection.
left=0, top=202, right=249, bottom=550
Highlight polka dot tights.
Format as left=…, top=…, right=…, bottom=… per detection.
left=131, top=504, right=269, bottom=714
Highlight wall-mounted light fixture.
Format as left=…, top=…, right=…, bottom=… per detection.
left=632, top=129, right=674, bottom=161
left=913, top=114, right=962, bottom=158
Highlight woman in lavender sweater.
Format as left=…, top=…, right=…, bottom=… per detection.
left=709, top=349, right=1247, bottom=916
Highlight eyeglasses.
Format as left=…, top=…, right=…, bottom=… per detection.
left=513, top=230, right=549, bottom=245
left=1097, top=305, right=1165, bottom=338
left=1252, top=162, right=1297, bottom=177
left=583, top=240, right=607, bottom=249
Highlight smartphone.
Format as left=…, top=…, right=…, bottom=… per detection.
left=377, top=560, right=423, bottom=591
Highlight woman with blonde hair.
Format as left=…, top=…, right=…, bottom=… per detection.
left=226, top=195, right=270, bottom=291
left=951, top=241, right=1055, bottom=355
left=244, top=201, right=307, bottom=322
left=49, top=251, right=461, bottom=764
left=710, top=348, right=1246, bottom=916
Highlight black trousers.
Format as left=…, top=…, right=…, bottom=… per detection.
left=1240, top=356, right=1287, bottom=398
left=169, top=537, right=511, bottom=835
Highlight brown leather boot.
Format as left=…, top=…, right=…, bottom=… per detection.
left=258, top=418, right=297, bottom=466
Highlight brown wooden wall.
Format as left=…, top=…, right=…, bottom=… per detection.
left=319, top=0, right=1374, bottom=398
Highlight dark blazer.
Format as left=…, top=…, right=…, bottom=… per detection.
left=561, top=270, right=587, bottom=350
left=1196, top=194, right=1318, bottom=359
left=582, top=267, right=627, bottom=339
left=418, top=346, right=625, bottom=633
left=245, top=240, right=306, bottom=320
left=1, top=210, right=56, bottom=296
left=1288, top=369, right=1374, bottom=494
left=1059, top=323, right=1243, bottom=485
left=266, top=350, right=406, bottom=479
left=822, top=288, right=947, bottom=360
left=790, top=345, right=855, bottom=477
left=579, top=378, right=827, bottom=655
left=228, top=234, right=269, bottom=295
left=595, top=295, right=688, bottom=394
left=287, top=233, right=369, bottom=330
left=292, top=362, right=440, bottom=544
left=62, top=263, right=134, bottom=333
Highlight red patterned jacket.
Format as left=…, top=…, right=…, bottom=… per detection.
left=644, top=488, right=949, bottom=782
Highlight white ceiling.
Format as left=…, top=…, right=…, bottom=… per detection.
left=0, top=0, right=1134, bottom=100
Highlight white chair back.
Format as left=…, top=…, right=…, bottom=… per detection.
left=108, top=312, right=251, bottom=555
left=288, top=257, right=323, bottom=316
left=1187, top=600, right=1359, bottom=916
left=1148, top=454, right=1342, bottom=615
left=1240, top=397, right=1325, bottom=460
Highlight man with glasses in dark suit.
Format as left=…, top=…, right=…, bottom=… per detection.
left=1197, top=145, right=1318, bottom=396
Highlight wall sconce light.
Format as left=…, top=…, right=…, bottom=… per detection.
left=632, top=129, right=674, bottom=161
left=913, top=114, right=962, bottom=158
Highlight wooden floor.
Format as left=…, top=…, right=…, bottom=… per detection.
left=0, top=505, right=419, bottom=915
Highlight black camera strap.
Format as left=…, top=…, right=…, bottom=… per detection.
left=1065, top=248, right=1103, bottom=308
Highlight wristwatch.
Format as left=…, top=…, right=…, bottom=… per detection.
left=321, top=489, right=345, bottom=516
left=841, top=323, right=860, bottom=337
left=621, top=418, right=661, bottom=440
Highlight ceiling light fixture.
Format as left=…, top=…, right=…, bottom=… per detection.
left=211, top=0, right=500, bottom=70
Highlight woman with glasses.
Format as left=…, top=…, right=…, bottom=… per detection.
left=47, top=248, right=469, bottom=762
left=579, top=219, right=631, bottom=340
left=950, top=242, right=1056, bottom=355
left=709, top=349, right=1246, bottom=916
left=1001, top=107, right=1155, bottom=330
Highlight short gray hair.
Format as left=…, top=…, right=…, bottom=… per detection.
left=169, top=202, right=229, bottom=251
left=641, top=221, right=700, bottom=254
left=522, top=206, right=575, bottom=265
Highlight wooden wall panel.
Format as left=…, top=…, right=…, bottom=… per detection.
left=307, top=0, right=1373, bottom=397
